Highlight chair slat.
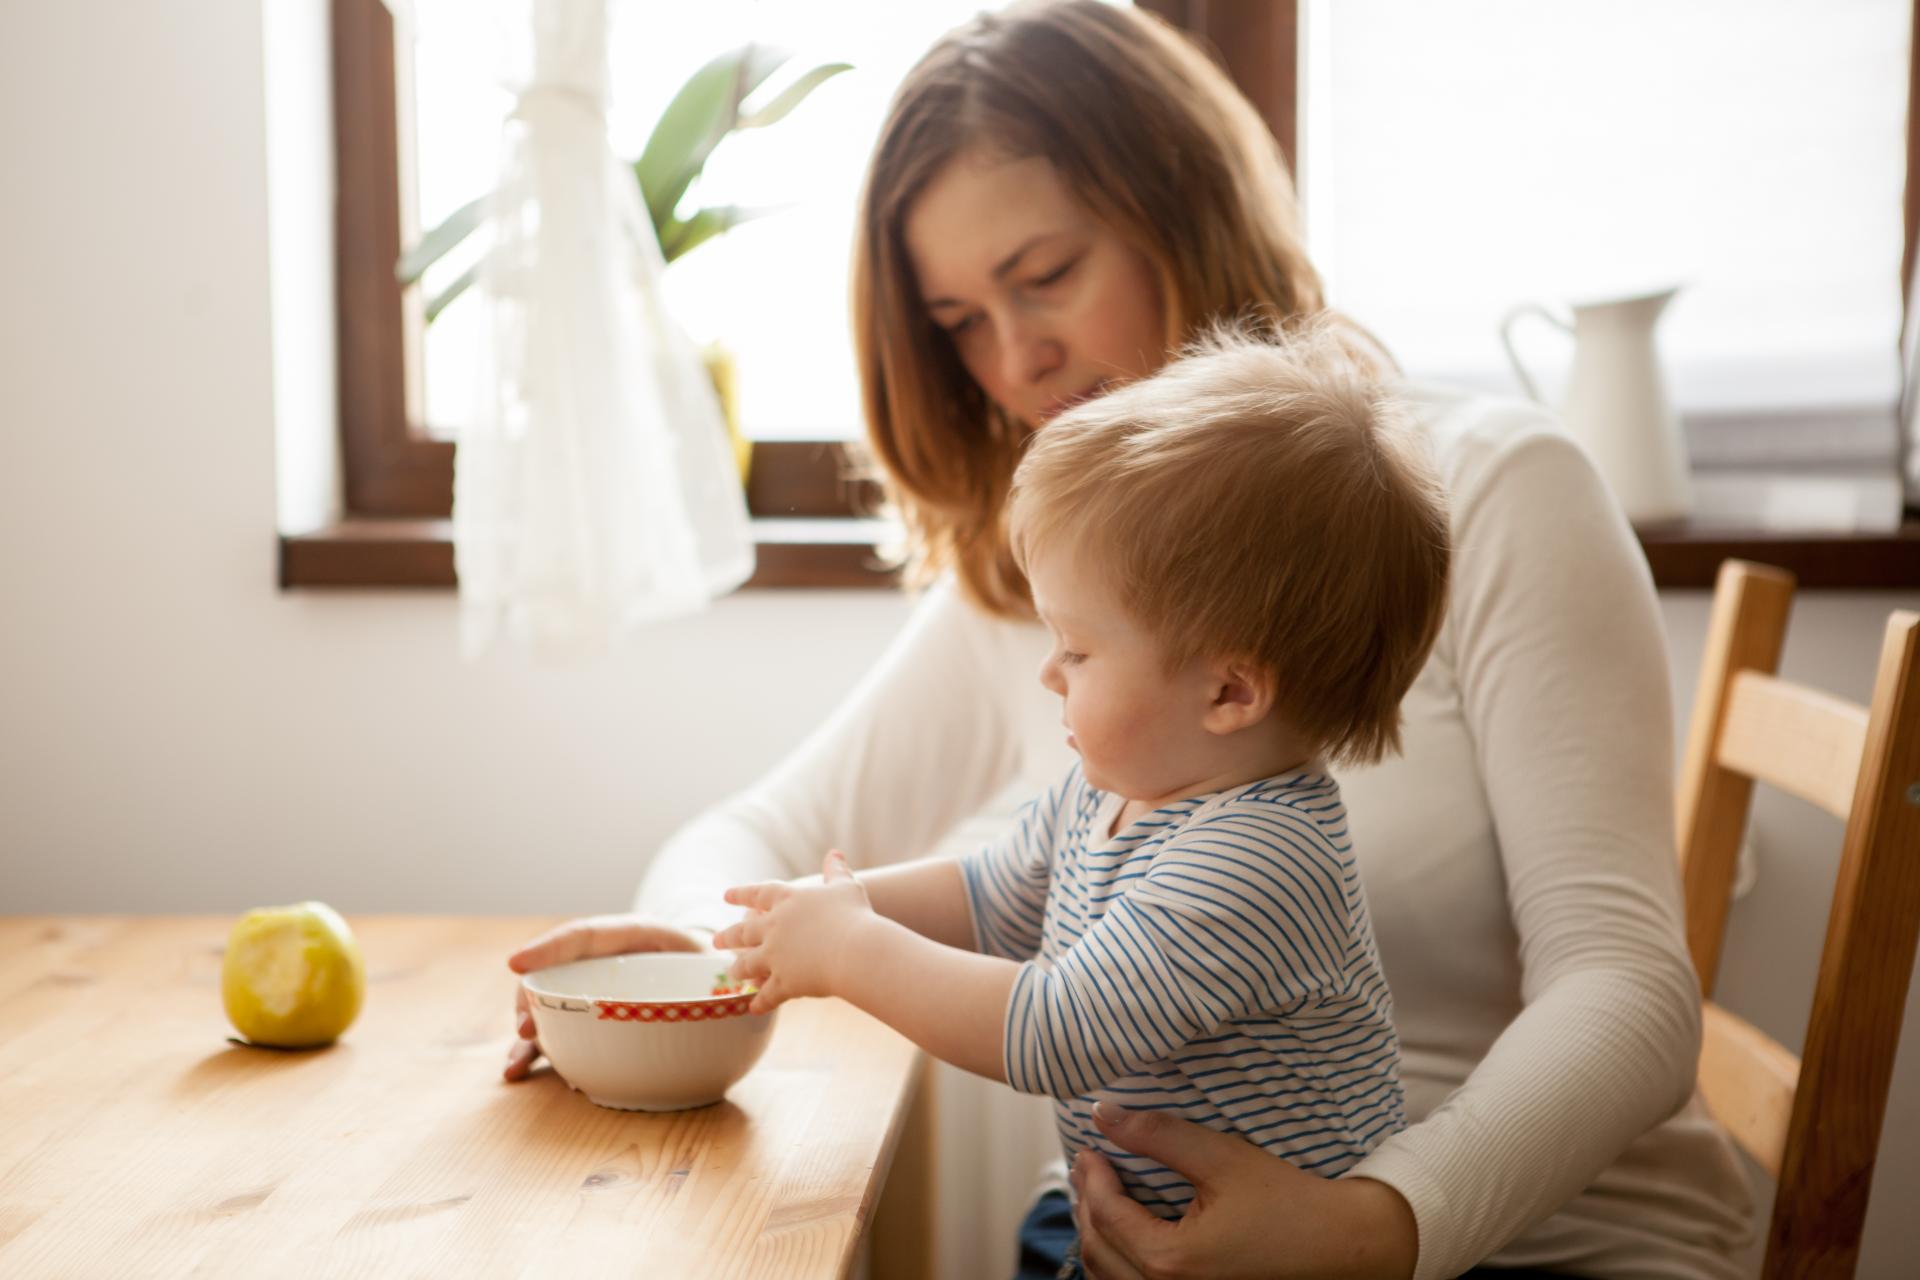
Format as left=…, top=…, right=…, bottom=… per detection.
left=1698, top=1000, right=1798, bottom=1178
left=1678, top=560, right=1794, bottom=997
left=1680, top=561, right=1920, bottom=1278
left=1767, top=612, right=1920, bottom=1276
left=1717, top=671, right=1869, bottom=820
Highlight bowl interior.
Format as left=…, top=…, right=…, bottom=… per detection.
left=522, top=952, right=742, bottom=1004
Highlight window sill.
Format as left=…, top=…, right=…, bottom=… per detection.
left=279, top=518, right=901, bottom=590
left=281, top=517, right=1920, bottom=592
left=1635, top=518, right=1920, bottom=589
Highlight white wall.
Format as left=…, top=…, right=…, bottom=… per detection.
left=0, top=0, right=916, bottom=921
left=3, top=3, right=1919, bottom=1276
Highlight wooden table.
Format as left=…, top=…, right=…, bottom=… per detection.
left=0, top=917, right=932, bottom=1279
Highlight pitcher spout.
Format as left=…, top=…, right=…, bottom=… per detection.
left=1570, top=284, right=1681, bottom=328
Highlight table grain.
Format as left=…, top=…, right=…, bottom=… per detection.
left=0, top=917, right=930, bottom=1279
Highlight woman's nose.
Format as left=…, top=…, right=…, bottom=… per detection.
left=1001, top=313, right=1064, bottom=391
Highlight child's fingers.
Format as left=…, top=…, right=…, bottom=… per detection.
left=723, top=881, right=789, bottom=910
left=749, top=976, right=787, bottom=1015
left=728, top=946, right=772, bottom=987
left=711, top=913, right=767, bottom=952
left=822, top=848, right=853, bottom=880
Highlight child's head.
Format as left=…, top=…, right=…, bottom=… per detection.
left=1008, top=320, right=1450, bottom=785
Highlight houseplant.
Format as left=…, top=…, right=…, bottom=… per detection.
left=396, top=43, right=850, bottom=480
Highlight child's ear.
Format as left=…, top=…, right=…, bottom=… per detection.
left=1202, top=658, right=1275, bottom=734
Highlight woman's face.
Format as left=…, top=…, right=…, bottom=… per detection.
left=905, top=148, right=1170, bottom=430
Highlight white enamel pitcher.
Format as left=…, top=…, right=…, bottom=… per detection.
left=1500, top=286, right=1692, bottom=525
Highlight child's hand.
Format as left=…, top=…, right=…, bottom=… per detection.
left=714, top=850, right=872, bottom=1014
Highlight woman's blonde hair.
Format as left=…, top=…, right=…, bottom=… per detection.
left=851, top=0, right=1326, bottom=618
left=1008, top=321, right=1450, bottom=768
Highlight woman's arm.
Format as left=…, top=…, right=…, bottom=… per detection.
left=1072, top=1103, right=1418, bottom=1280
left=1344, top=428, right=1701, bottom=1279
left=632, top=578, right=1022, bottom=933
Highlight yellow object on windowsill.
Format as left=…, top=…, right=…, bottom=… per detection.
left=703, top=342, right=751, bottom=487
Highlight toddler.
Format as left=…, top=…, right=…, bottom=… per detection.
left=714, top=321, right=1450, bottom=1224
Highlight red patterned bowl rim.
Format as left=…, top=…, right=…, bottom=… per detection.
left=589, top=994, right=758, bottom=1023
left=526, top=989, right=762, bottom=1022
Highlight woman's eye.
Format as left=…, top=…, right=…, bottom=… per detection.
left=941, top=313, right=979, bottom=337
left=1032, top=258, right=1077, bottom=288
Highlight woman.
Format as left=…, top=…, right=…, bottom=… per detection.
left=505, top=4, right=1753, bottom=1276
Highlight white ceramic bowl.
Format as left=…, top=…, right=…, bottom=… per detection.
left=522, top=953, right=776, bottom=1111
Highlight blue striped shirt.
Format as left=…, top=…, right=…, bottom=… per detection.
left=959, top=764, right=1406, bottom=1217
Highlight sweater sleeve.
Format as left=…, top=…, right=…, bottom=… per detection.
left=956, top=770, right=1074, bottom=962
left=1345, top=430, right=1703, bottom=1280
left=632, top=578, right=1022, bottom=933
left=1002, top=805, right=1363, bottom=1101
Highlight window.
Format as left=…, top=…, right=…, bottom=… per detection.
left=315, top=0, right=966, bottom=584
left=295, top=0, right=1920, bottom=591
left=1300, top=0, right=1907, bottom=436
left=402, top=0, right=1038, bottom=445
left=307, top=0, right=1158, bottom=587
left=1296, top=0, right=1920, bottom=564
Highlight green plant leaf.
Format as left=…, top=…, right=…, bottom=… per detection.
left=660, top=203, right=790, bottom=263
left=633, top=44, right=789, bottom=234
left=424, top=261, right=480, bottom=323
left=396, top=194, right=488, bottom=285
left=737, top=62, right=852, bottom=130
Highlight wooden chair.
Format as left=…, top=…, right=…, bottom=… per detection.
left=1677, top=559, right=1920, bottom=1277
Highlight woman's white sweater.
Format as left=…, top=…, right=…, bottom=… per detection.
left=636, top=383, right=1754, bottom=1279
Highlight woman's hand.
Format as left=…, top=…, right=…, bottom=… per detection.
left=502, top=915, right=706, bottom=1081
left=713, top=850, right=872, bottom=1013
left=1071, top=1102, right=1418, bottom=1280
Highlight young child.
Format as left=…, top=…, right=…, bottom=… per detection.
left=713, top=321, right=1450, bottom=1224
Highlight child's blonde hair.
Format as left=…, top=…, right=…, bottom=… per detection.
left=1008, top=320, right=1450, bottom=768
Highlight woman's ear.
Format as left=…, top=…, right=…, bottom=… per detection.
left=1201, top=658, right=1276, bottom=735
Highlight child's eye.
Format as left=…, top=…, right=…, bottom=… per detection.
left=1060, top=651, right=1086, bottom=665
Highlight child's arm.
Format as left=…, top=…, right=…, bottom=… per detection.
left=856, top=857, right=978, bottom=951
left=775, top=857, right=978, bottom=949
left=715, top=851, right=1016, bottom=1082
left=835, top=910, right=1017, bottom=1082
left=717, top=778, right=1073, bottom=1081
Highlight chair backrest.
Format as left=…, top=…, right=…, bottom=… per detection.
left=1677, top=559, right=1920, bottom=1277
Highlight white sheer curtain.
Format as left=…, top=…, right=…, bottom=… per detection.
left=453, top=0, right=754, bottom=660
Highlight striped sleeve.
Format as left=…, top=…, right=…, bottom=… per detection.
left=1004, top=805, right=1358, bottom=1099
left=956, top=772, right=1076, bottom=962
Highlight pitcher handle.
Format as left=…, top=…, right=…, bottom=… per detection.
left=1499, top=302, right=1572, bottom=405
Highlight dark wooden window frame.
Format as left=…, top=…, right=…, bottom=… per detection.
left=283, top=0, right=1920, bottom=591
left=288, top=0, right=890, bottom=590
